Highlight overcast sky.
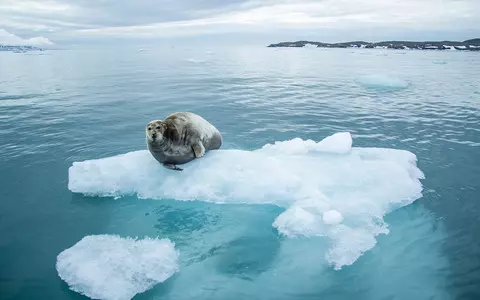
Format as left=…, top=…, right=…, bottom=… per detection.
left=0, top=0, right=479, bottom=46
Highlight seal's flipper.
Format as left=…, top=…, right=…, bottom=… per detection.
left=163, top=163, right=183, bottom=171
left=192, top=142, right=205, bottom=158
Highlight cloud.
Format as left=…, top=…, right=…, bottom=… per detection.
left=0, top=29, right=54, bottom=45
left=0, top=0, right=479, bottom=43
left=73, top=0, right=480, bottom=38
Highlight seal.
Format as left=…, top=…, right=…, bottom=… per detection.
left=146, top=112, right=222, bottom=171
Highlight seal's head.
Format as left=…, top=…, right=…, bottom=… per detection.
left=146, top=120, right=166, bottom=143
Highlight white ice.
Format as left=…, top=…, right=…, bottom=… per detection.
left=56, top=235, right=179, bottom=300
left=303, top=43, right=317, bottom=48
left=357, top=74, right=409, bottom=90
left=186, top=58, right=207, bottom=63
left=323, top=210, right=343, bottom=225
left=68, top=132, right=424, bottom=270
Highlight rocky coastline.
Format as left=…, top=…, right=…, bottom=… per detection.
left=268, top=39, right=480, bottom=51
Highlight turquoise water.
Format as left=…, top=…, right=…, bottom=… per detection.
left=1, top=46, right=479, bottom=299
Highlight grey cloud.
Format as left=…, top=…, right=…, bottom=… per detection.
left=0, top=0, right=478, bottom=44
left=73, top=0, right=251, bottom=25
left=0, top=0, right=253, bottom=36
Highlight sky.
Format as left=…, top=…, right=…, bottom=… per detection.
left=0, top=0, right=479, bottom=46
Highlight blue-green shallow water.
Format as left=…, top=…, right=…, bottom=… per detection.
left=0, top=46, right=479, bottom=299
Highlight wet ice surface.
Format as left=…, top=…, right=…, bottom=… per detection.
left=69, top=132, right=424, bottom=271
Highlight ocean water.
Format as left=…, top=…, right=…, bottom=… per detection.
left=0, top=46, right=479, bottom=300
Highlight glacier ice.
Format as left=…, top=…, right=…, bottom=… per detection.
left=68, top=132, right=424, bottom=269
left=56, top=235, right=179, bottom=300
left=357, top=74, right=409, bottom=90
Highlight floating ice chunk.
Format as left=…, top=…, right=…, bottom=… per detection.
left=323, top=210, right=343, bottom=225
left=186, top=58, right=206, bottom=63
left=68, top=133, right=424, bottom=269
left=56, top=235, right=179, bottom=300
left=432, top=60, right=447, bottom=65
left=357, top=74, right=409, bottom=91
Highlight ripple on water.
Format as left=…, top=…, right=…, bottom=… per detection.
left=0, top=47, right=479, bottom=300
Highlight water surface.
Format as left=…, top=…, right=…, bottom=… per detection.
left=0, top=46, right=479, bottom=299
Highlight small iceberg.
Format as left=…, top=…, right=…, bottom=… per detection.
left=68, top=132, right=424, bottom=270
left=56, top=235, right=179, bottom=300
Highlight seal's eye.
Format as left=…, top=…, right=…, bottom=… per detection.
left=156, top=126, right=161, bottom=130
left=147, top=127, right=152, bottom=130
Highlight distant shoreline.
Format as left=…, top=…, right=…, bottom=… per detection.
left=267, top=39, right=480, bottom=51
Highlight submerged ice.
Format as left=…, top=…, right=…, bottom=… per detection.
left=357, top=74, right=409, bottom=90
left=68, top=132, right=424, bottom=269
left=56, top=235, right=179, bottom=300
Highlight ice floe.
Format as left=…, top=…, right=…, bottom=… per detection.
left=68, top=132, right=424, bottom=270
left=56, top=235, right=179, bottom=300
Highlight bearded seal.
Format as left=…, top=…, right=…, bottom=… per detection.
left=146, top=112, right=222, bottom=171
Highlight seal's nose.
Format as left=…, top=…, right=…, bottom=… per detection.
left=151, top=133, right=156, bottom=139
